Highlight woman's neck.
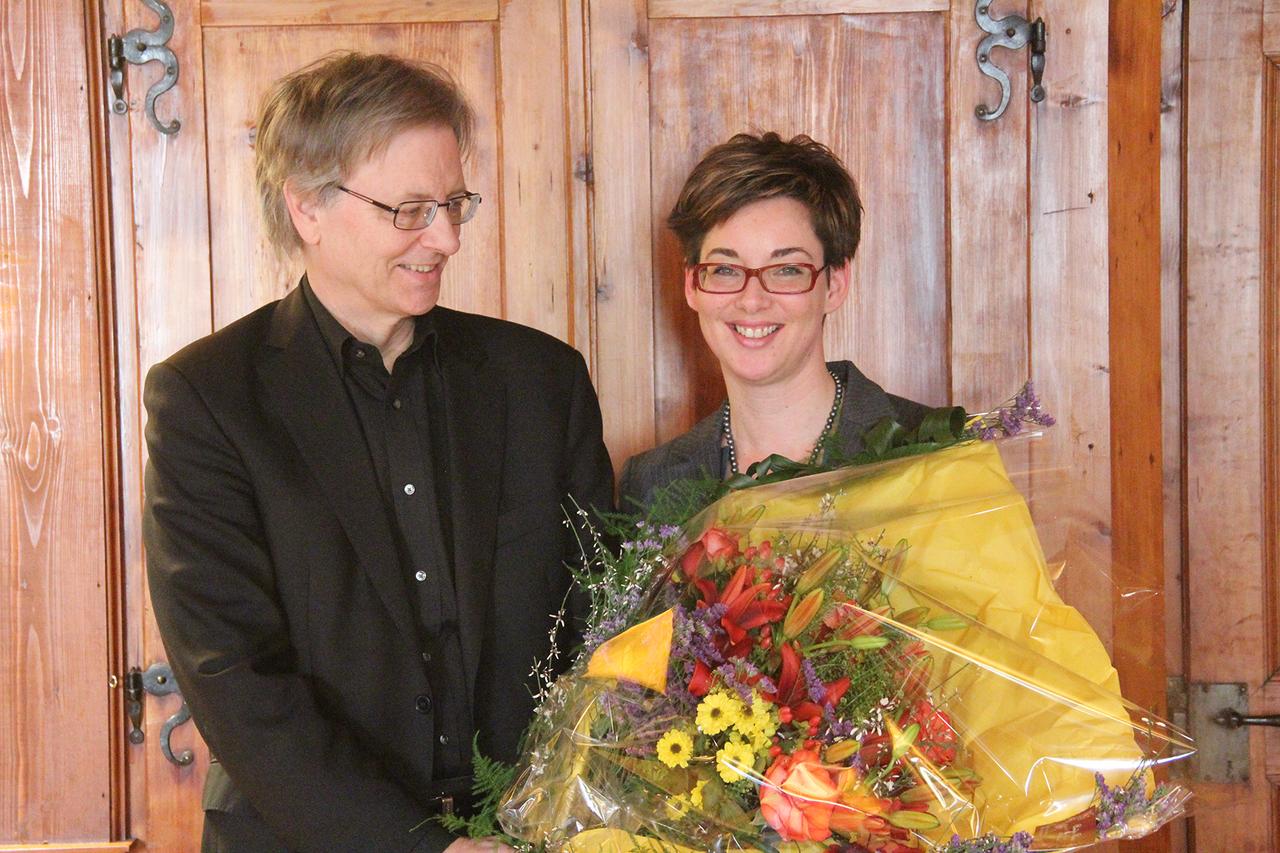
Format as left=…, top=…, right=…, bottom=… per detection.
left=724, top=361, right=839, bottom=471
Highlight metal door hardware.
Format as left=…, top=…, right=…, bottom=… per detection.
left=1187, top=681, right=1250, bottom=783
left=1215, top=709, right=1280, bottom=728
left=107, top=0, right=180, bottom=135
left=125, top=662, right=195, bottom=767
left=974, top=2, right=1047, bottom=121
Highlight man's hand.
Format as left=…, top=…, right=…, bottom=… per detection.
left=443, top=837, right=515, bottom=853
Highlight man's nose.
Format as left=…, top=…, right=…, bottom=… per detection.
left=418, top=214, right=461, bottom=256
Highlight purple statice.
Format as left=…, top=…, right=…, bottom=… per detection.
left=938, top=832, right=1033, bottom=853
left=822, top=712, right=857, bottom=742
left=1093, top=771, right=1181, bottom=835
left=801, top=657, right=828, bottom=705
left=713, top=658, right=775, bottom=703
left=969, top=381, right=1057, bottom=441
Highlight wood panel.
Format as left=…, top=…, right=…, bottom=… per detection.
left=1183, top=0, right=1273, bottom=849
left=648, top=0, right=947, bottom=16
left=499, top=2, right=576, bottom=342
left=0, top=0, right=113, bottom=842
left=120, top=0, right=217, bottom=843
left=588, top=0, right=656, bottom=469
left=202, top=24, right=502, bottom=329
left=200, top=0, right=498, bottom=26
left=1028, top=0, right=1114, bottom=655
left=948, top=0, right=1030, bottom=410
left=1107, top=5, right=1169, bottom=850
left=1160, top=0, right=1186, bottom=695
left=0, top=845, right=133, bottom=852
left=1265, top=60, right=1280, bottom=687
left=1267, top=0, right=1280, bottom=58
left=647, top=13, right=949, bottom=446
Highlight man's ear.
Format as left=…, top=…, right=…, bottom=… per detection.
left=283, top=181, right=323, bottom=246
left=824, top=259, right=853, bottom=314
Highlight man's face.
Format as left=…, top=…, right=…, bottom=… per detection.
left=293, top=123, right=467, bottom=329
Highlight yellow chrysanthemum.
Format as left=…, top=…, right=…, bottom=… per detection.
left=656, top=729, right=695, bottom=768
left=663, top=793, right=691, bottom=819
left=733, top=693, right=778, bottom=749
left=689, top=778, right=708, bottom=809
left=696, top=691, right=744, bottom=735
left=715, top=738, right=757, bottom=783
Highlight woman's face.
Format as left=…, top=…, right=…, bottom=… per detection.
left=684, top=196, right=850, bottom=391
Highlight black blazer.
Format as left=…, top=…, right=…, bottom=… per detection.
left=618, top=360, right=928, bottom=510
left=143, top=287, right=613, bottom=852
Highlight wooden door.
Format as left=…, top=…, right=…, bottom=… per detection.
left=1174, top=0, right=1280, bottom=850
left=96, top=0, right=1171, bottom=851
left=102, top=0, right=589, bottom=849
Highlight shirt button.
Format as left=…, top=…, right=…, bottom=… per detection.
left=421, top=651, right=432, bottom=663
left=414, top=694, right=433, bottom=714
left=438, top=734, right=450, bottom=746
left=392, top=398, right=402, bottom=410
left=354, top=348, right=366, bottom=359
left=415, top=570, right=427, bottom=582
left=403, top=483, right=416, bottom=496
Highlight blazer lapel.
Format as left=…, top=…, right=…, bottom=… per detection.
left=434, top=309, right=504, bottom=698
left=256, top=288, right=419, bottom=645
left=833, top=360, right=899, bottom=455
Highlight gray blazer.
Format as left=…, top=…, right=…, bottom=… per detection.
left=618, top=360, right=930, bottom=510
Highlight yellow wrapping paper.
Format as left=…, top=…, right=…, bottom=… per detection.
left=586, top=609, right=675, bottom=694
left=706, top=441, right=1144, bottom=836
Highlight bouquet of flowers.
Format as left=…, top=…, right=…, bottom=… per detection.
left=491, top=397, right=1193, bottom=852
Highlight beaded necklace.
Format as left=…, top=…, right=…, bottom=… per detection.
left=720, top=368, right=845, bottom=476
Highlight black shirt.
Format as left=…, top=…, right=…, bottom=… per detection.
left=302, top=277, right=472, bottom=779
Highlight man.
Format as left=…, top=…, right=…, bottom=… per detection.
left=143, top=53, right=613, bottom=852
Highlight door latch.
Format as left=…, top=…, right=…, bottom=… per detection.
left=107, top=0, right=180, bottom=135
left=125, top=662, right=195, bottom=767
left=974, top=2, right=1047, bottom=121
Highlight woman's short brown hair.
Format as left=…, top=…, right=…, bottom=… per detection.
left=667, top=132, right=863, bottom=268
left=255, top=52, right=475, bottom=252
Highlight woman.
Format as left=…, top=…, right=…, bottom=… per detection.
left=620, top=132, right=927, bottom=508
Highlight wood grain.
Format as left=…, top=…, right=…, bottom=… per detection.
left=648, top=0, right=947, bottom=17
left=1159, top=0, right=1186, bottom=692
left=1108, top=0, right=1166, bottom=716
left=1183, top=0, right=1274, bottom=849
left=120, top=0, right=216, bottom=844
left=1027, top=0, right=1115, bottom=660
left=587, top=0, right=656, bottom=471
left=1267, top=0, right=1280, bottom=57
left=948, top=0, right=1030, bottom=412
left=0, top=844, right=133, bottom=852
left=1107, top=6, right=1170, bottom=850
left=200, top=0, right=498, bottom=27
left=564, top=0, right=594, bottom=362
left=202, top=24, right=501, bottom=330
left=499, top=0, right=573, bottom=342
left=0, top=0, right=112, bottom=841
left=647, top=13, right=949, bottom=447
left=1264, top=58, right=1280, bottom=686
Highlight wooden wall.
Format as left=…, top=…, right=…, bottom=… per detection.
left=0, top=0, right=115, bottom=843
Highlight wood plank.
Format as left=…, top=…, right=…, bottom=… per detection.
left=1183, top=0, right=1273, bottom=849
left=201, top=24, right=502, bottom=329
left=1107, top=6, right=1171, bottom=851
left=0, top=840, right=133, bottom=845
left=1264, top=58, right=1280, bottom=684
left=1028, top=0, right=1115, bottom=659
left=201, top=0, right=498, bottom=27
left=588, top=0, right=656, bottom=471
left=0, top=0, right=112, bottom=841
left=948, top=0, right=1030, bottom=412
left=564, top=0, right=595, bottom=363
left=647, top=14, right=949, bottom=448
left=120, top=0, right=217, bottom=845
left=649, top=0, right=947, bottom=18
left=499, top=0, right=572, bottom=342
left=1267, top=0, right=1280, bottom=57
left=1159, top=0, right=1186, bottom=693
left=1108, top=0, right=1165, bottom=717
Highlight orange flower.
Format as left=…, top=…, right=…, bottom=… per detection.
left=758, top=749, right=839, bottom=842
left=829, top=767, right=894, bottom=839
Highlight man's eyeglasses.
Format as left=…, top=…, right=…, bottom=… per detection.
left=691, top=262, right=827, bottom=294
left=336, top=186, right=482, bottom=230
